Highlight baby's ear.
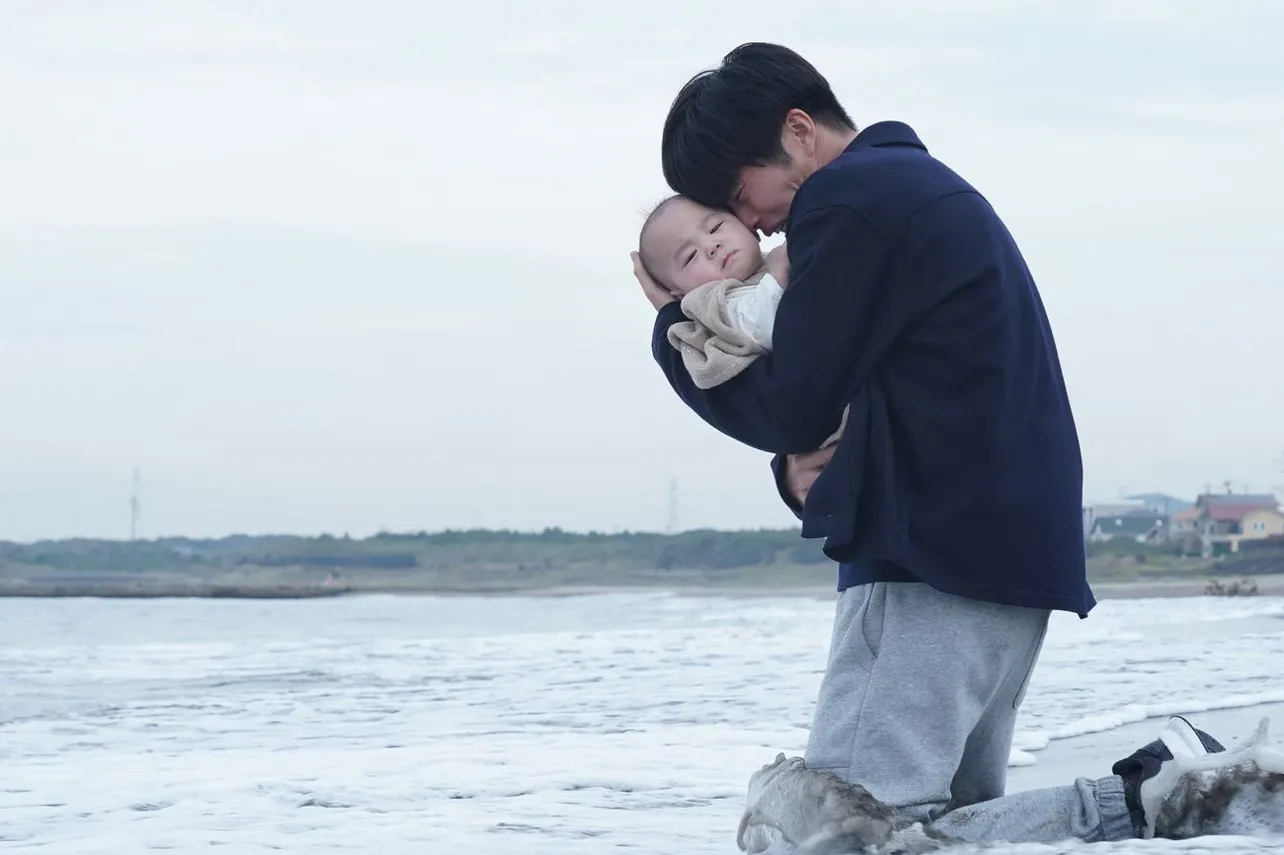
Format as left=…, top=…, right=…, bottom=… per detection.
left=775, top=752, right=786, bottom=764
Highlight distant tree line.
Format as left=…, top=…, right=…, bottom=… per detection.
left=0, top=527, right=829, bottom=575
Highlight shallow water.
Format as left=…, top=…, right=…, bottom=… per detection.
left=3, top=592, right=1284, bottom=852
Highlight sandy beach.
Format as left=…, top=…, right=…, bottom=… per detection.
left=4, top=557, right=1279, bottom=602
left=518, top=574, right=1284, bottom=601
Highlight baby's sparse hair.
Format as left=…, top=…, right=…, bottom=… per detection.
left=637, top=193, right=683, bottom=291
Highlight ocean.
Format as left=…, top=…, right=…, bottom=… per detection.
left=3, top=592, right=1284, bottom=853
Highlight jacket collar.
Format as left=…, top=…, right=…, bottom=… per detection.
left=845, top=120, right=927, bottom=154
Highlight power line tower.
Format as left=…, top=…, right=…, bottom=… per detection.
left=666, top=478, right=680, bottom=535
left=129, top=467, right=142, bottom=541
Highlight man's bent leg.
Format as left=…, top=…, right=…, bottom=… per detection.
left=803, top=582, right=1049, bottom=817
left=801, top=582, right=1137, bottom=844
left=949, top=613, right=1049, bottom=808
left=927, top=776, right=1134, bottom=844
left=927, top=714, right=1235, bottom=844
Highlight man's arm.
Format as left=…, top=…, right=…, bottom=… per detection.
left=652, top=192, right=988, bottom=453
left=650, top=203, right=889, bottom=452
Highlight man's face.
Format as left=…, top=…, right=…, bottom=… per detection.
left=729, top=161, right=807, bottom=237
left=727, top=114, right=820, bottom=236
left=640, top=197, right=764, bottom=296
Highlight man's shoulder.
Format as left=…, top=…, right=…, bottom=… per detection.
left=791, top=136, right=981, bottom=236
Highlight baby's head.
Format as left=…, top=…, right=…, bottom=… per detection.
left=638, top=195, right=764, bottom=297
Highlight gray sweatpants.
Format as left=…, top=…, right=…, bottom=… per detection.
left=805, top=582, right=1136, bottom=844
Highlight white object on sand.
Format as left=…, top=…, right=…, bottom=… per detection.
left=1145, top=716, right=1284, bottom=840
left=737, top=753, right=900, bottom=854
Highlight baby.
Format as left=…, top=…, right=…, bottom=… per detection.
left=638, top=194, right=846, bottom=441
left=637, top=194, right=791, bottom=387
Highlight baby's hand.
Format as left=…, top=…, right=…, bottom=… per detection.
left=764, top=244, right=790, bottom=287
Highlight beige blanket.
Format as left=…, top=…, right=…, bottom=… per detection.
left=666, top=270, right=771, bottom=391
left=666, top=270, right=847, bottom=449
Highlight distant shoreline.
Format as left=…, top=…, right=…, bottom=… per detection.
left=425, top=575, right=1284, bottom=601
left=3, top=574, right=1281, bottom=601
left=8, top=526, right=1277, bottom=602
left=0, top=580, right=352, bottom=600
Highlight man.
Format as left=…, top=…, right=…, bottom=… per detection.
left=638, top=42, right=1238, bottom=844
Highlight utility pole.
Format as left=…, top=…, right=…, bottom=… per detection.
left=666, top=478, right=680, bottom=535
left=129, top=467, right=142, bottom=541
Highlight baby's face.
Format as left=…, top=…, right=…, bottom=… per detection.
left=641, top=197, right=764, bottom=296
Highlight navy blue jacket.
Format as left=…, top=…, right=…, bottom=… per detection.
left=651, top=121, right=1095, bottom=618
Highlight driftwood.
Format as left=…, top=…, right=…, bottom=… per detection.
left=1206, top=578, right=1260, bottom=596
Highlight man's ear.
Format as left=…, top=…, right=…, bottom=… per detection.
left=782, top=109, right=817, bottom=159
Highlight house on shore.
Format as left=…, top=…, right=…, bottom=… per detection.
left=1086, top=507, right=1169, bottom=545
left=1083, top=489, right=1284, bottom=555
left=1192, top=492, right=1283, bottom=556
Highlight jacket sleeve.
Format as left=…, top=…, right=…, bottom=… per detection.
left=650, top=203, right=890, bottom=453
left=770, top=453, right=804, bottom=520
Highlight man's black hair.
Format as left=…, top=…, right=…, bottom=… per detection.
left=661, top=43, right=856, bottom=208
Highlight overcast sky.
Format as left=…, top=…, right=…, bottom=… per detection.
left=1, top=0, right=1281, bottom=541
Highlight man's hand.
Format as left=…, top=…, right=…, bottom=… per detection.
left=784, top=444, right=835, bottom=506
left=631, top=251, right=678, bottom=310
left=764, top=243, right=791, bottom=287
